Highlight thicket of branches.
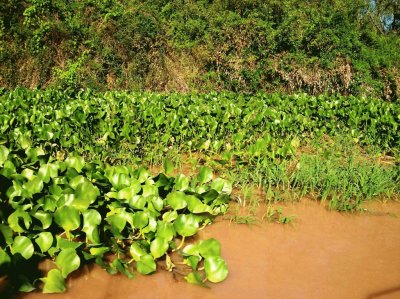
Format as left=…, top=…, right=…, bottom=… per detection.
left=1, top=0, right=399, bottom=98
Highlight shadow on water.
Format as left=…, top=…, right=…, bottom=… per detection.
left=366, top=285, right=400, bottom=299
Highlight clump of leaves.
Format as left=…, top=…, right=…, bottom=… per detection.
left=0, top=147, right=231, bottom=294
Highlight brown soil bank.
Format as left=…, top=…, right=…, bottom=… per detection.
left=15, top=199, right=400, bottom=299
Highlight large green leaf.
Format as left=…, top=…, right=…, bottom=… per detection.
left=68, top=175, right=86, bottom=190
left=136, top=254, right=156, bottom=275
left=23, top=176, right=44, bottom=196
left=156, top=221, right=175, bottom=241
left=142, top=184, right=158, bottom=197
left=35, top=232, right=54, bottom=253
left=55, top=248, right=81, bottom=278
left=185, top=195, right=213, bottom=214
left=210, top=178, right=232, bottom=194
left=109, top=173, right=131, bottom=190
left=42, top=269, right=66, bottom=293
left=128, top=195, right=147, bottom=210
left=38, top=163, right=59, bottom=183
left=197, top=166, right=213, bottom=184
left=82, top=209, right=101, bottom=244
left=173, top=214, right=199, bottom=237
left=162, top=210, right=178, bottom=223
left=163, top=158, right=174, bottom=175
left=174, top=174, right=189, bottom=191
left=114, top=183, right=141, bottom=201
left=129, top=242, right=147, bottom=261
left=133, top=211, right=149, bottom=229
left=11, top=236, right=34, bottom=259
left=204, top=256, right=228, bottom=283
left=198, top=238, right=221, bottom=258
left=150, top=237, right=169, bottom=259
left=70, top=180, right=100, bottom=211
left=54, top=206, right=80, bottom=237
left=106, top=213, right=127, bottom=235
left=166, top=191, right=187, bottom=210
left=65, top=156, right=85, bottom=173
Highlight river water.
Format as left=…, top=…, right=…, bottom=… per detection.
left=13, top=199, right=400, bottom=299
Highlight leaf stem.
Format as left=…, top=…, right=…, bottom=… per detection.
left=176, top=236, right=185, bottom=250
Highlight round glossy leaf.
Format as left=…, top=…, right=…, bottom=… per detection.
left=65, top=156, right=85, bottom=173
left=141, top=216, right=157, bottom=234
left=42, top=269, right=66, bottom=293
left=68, top=175, right=86, bottom=190
left=23, top=176, right=44, bottom=196
left=142, top=184, right=158, bottom=197
left=56, top=236, right=83, bottom=250
left=72, top=180, right=100, bottom=211
left=162, top=210, right=178, bottom=223
left=150, top=237, right=169, bottom=259
left=166, top=191, right=187, bottom=210
left=151, top=196, right=164, bottom=211
left=106, top=214, right=126, bottom=234
left=54, top=206, right=80, bottom=236
left=109, top=173, right=131, bottom=190
left=163, top=159, right=174, bottom=175
left=198, top=238, right=221, bottom=258
left=11, top=236, right=34, bottom=260
left=210, top=178, right=232, bottom=194
left=173, top=174, right=189, bottom=191
left=82, top=209, right=101, bottom=244
left=55, top=248, right=81, bottom=278
left=133, top=211, right=149, bottom=229
left=89, top=247, right=110, bottom=257
left=137, top=254, right=156, bottom=275
left=36, top=232, right=54, bottom=253
left=156, top=221, right=175, bottom=241
left=130, top=242, right=147, bottom=261
left=128, top=195, right=147, bottom=210
left=174, top=214, right=199, bottom=237
left=38, top=163, right=59, bottom=183
left=83, top=209, right=101, bottom=228
left=204, top=256, right=229, bottom=283
left=116, top=183, right=141, bottom=201
left=197, top=166, right=213, bottom=184
left=185, top=195, right=213, bottom=214
left=182, top=244, right=200, bottom=256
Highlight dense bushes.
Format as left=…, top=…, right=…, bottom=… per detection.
left=0, top=0, right=399, bottom=98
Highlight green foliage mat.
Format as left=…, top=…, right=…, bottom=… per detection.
left=1, top=90, right=399, bottom=161
left=0, top=146, right=231, bottom=293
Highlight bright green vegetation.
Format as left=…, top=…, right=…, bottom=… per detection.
left=1, top=89, right=399, bottom=157
left=1, top=1, right=400, bottom=98
left=0, top=89, right=399, bottom=294
left=0, top=144, right=231, bottom=294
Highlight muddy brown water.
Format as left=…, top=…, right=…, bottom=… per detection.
left=11, top=199, right=400, bottom=299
